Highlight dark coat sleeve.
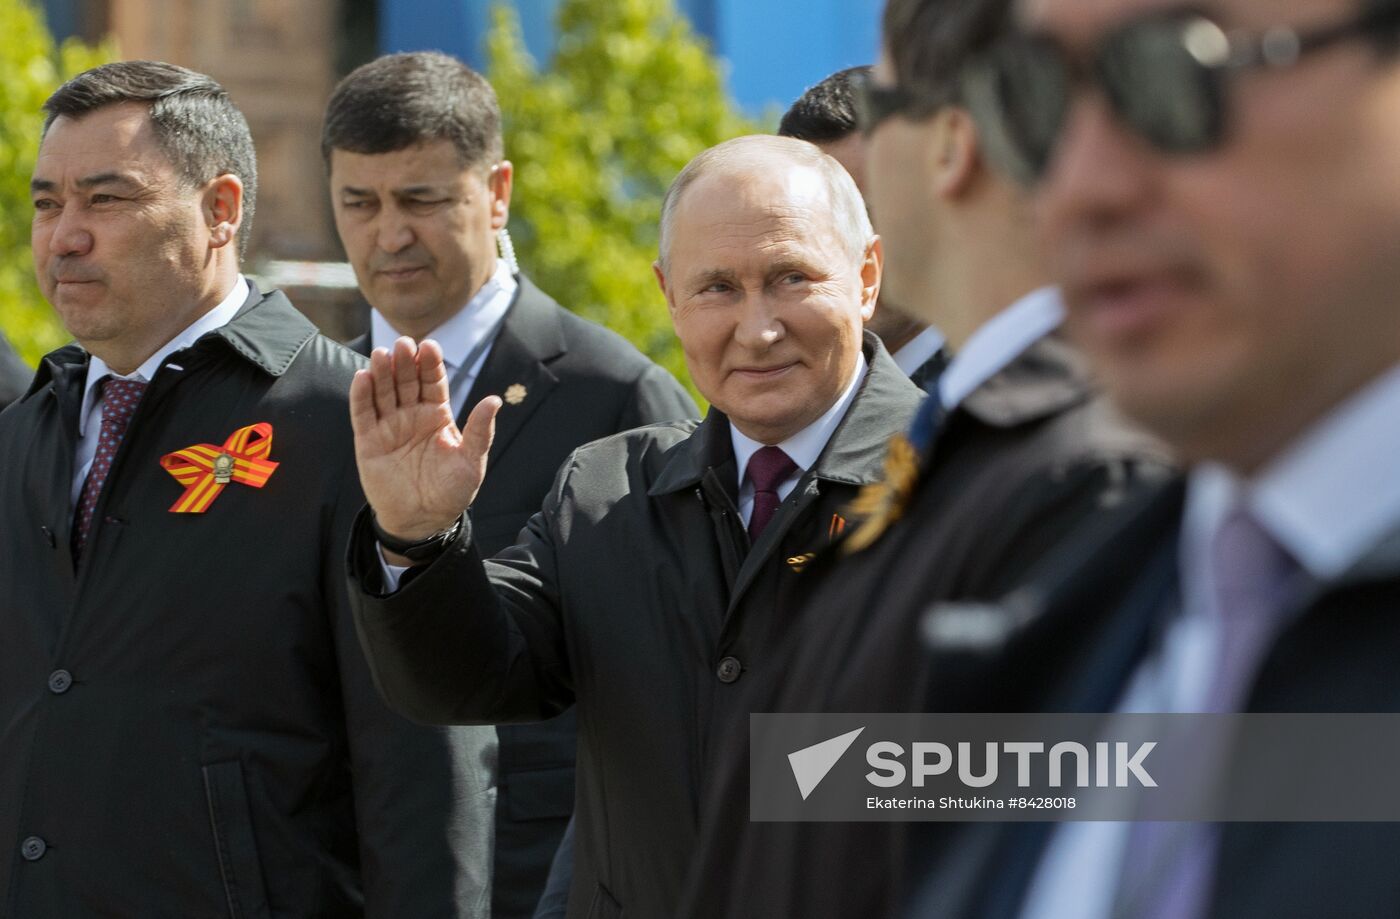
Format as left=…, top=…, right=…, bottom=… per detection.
left=618, top=362, right=698, bottom=431
left=0, top=334, right=32, bottom=410
left=530, top=815, right=575, bottom=919
left=347, top=453, right=579, bottom=728
left=326, top=463, right=498, bottom=917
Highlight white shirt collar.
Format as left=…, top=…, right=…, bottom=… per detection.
left=1184, top=362, right=1400, bottom=584
left=729, top=352, right=868, bottom=485
left=891, top=325, right=946, bottom=379
left=370, top=259, right=518, bottom=372
left=938, top=286, right=1065, bottom=410
left=79, top=275, right=250, bottom=436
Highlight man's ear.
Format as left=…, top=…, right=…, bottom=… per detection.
left=205, top=174, right=244, bottom=250
left=653, top=259, right=677, bottom=315
left=489, top=160, right=514, bottom=230
left=859, top=235, right=883, bottom=322
left=930, top=107, right=981, bottom=200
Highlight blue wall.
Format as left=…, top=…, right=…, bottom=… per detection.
left=379, top=0, right=883, bottom=115
left=38, top=0, right=80, bottom=39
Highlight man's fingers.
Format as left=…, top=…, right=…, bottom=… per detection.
left=417, top=339, right=453, bottom=410
left=461, top=395, right=503, bottom=464
left=349, top=369, right=378, bottom=443
left=392, top=336, right=421, bottom=407
left=369, top=347, right=398, bottom=417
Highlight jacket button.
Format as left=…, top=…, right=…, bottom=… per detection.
left=48, top=670, right=73, bottom=694
left=716, top=656, right=743, bottom=683
left=40, top=526, right=55, bottom=548
left=20, top=836, right=46, bottom=861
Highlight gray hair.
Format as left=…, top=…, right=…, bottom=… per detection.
left=43, top=60, right=258, bottom=258
left=658, top=135, right=874, bottom=270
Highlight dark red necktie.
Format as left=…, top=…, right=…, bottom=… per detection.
left=745, top=445, right=798, bottom=541
left=73, top=377, right=147, bottom=561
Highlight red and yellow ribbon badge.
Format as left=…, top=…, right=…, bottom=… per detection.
left=159, top=422, right=279, bottom=513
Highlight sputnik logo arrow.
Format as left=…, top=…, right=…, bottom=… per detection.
left=788, top=727, right=865, bottom=800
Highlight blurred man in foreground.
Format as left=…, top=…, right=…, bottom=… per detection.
left=907, top=0, right=1400, bottom=916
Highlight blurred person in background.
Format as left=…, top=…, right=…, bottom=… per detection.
left=0, top=333, right=30, bottom=410
left=323, top=50, right=696, bottom=919
left=780, top=65, right=947, bottom=389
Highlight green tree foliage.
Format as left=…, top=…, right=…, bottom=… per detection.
left=487, top=0, right=764, bottom=403
left=0, top=0, right=110, bottom=364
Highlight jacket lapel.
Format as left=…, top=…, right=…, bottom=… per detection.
left=30, top=348, right=88, bottom=590
left=955, top=333, right=1094, bottom=432
left=912, top=478, right=1187, bottom=918
left=725, top=337, right=922, bottom=615
left=461, top=276, right=564, bottom=466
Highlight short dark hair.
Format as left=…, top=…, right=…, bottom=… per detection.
left=778, top=66, right=870, bottom=144
left=43, top=60, right=258, bottom=257
left=882, top=0, right=1014, bottom=118
left=321, top=51, right=503, bottom=171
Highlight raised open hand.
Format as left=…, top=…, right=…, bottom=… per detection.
left=349, top=336, right=501, bottom=542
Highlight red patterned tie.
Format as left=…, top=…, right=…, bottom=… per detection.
left=73, top=377, right=148, bottom=561
left=745, top=445, right=798, bottom=541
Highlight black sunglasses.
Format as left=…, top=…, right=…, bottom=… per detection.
left=851, top=69, right=953, bottom=137
left=962, top=5, right=1400, bottom=185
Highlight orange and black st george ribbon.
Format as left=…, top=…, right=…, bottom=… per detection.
left=159, top=422, right=279, bottom=513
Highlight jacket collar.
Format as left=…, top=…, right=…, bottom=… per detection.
left=649, top=332, right=922, bottom=496
left=461, top=274, right=567, bottom=458
left=28, top=282, right=316, bottom=403
left=957, top=333, right=1094, bottom=429
left=215, top=282, right=319, bottom=376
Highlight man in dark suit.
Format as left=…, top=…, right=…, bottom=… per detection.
left=345, top=135, right=922, bottom=918
left=0, top=60, right=491, bottom=917
left=678, top=1, right=1173, bottom=916
left=779, top=66, right=947, bottom=389
left=904, top=0, right=1400, bottom=916
left=322, top=51, right=697, bottom=919
left=0, top=333, right=30, bottom=411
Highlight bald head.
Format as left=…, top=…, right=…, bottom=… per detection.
left=658, top=135, right=873, bottom=270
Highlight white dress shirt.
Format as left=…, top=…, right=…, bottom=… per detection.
left=370, top=259, right=517, bottom=420
left=1018, top=361, right=1400, bottom=919
left=938, top=286, right=1065, bottom=411
left=72, top=275, right=250, bottom=506
left=730, top=353, right=867, bottom=527
left=891, top=325, right=947, bottom=380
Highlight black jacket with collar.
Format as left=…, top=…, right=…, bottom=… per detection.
left=346, top=334, right=921, bottom=919
left=680, top=334, right=1175, bottom=919
left=908, top=478, right=1400, bottom=919
left=0, top=285, right=495, bottom=918
left=351, top=274, right=697, bottom=918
